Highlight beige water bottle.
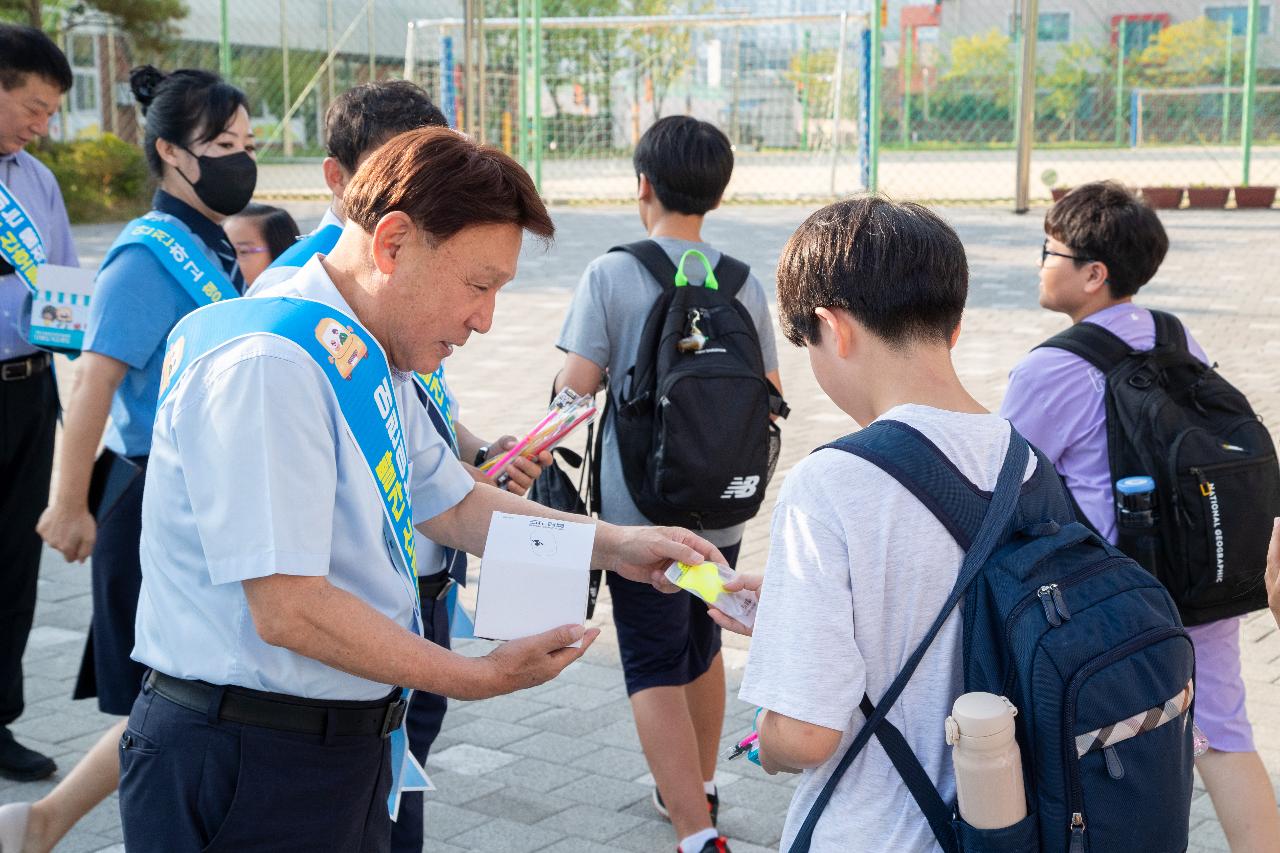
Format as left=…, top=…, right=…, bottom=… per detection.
left=944, top=692, right=1028, bottom=829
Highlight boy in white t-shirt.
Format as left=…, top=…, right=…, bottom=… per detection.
left=712, top=198, right=1035, bottom=852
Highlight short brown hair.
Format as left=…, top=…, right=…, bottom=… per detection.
left=343, top=127, right=555, bottom=244
left=1045, top=181, right=1167, bottom=299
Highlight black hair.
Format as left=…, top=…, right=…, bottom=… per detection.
left=129, top=65, right=249, bottom=178
left=1045, top=181, right=1168, bottom=299
left=0, top=25, right=73, bottom=92
left=632, top=116, right=734, bottom=215
left=324, top=80, right=448, bottom=173
left=777, top=197, right=969, bottom=349
left=232, top=203, right=301, bottom=261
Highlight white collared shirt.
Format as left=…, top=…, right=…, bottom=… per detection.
left=132, top=255, right=474, bottom=700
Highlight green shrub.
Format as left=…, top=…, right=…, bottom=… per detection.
left=30, top=135, right=151, bottom=224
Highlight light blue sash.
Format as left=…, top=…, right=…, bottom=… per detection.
left=157, top=296, right=431, bottom=818
left=0, top=178, right=44, bottom=293
left=269, top=222, right=343, bottom=270
left=105, top=213, right=235, bottom=306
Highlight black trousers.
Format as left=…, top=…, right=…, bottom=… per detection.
left=0, top=368, right=56, bottom=727
left=119, top=678, right=393, bottom=852
left=389, top=591, right=450, bottom=853
left=73, top=452, right=149, bottom=715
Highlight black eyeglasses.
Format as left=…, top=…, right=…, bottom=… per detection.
left=1040, top=239, right=1091, bottom=267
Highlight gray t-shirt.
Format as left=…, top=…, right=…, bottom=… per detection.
left=556, top=237, right=780, bottom=547
left=739, top=404, right=1036, bottom=852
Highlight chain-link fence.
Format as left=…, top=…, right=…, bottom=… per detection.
left=21, top=0, right=1280, bottom=205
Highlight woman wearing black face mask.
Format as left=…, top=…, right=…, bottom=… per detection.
left=6, top=67, right=254, bottom=853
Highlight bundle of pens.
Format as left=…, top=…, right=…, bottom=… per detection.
left=479, top=388, right=597, bottom=483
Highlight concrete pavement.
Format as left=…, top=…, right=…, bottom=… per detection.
left=3, top=204, right=1277, bottom=852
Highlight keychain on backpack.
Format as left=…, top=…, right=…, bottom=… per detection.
left=677, top=309, right=707, bottom=353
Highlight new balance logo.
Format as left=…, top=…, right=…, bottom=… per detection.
left=721, top=476, right=760, bottom=500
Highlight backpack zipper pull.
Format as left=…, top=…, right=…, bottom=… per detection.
left=1069, top=813, right=1085, bottom=853
left=1050, top=584, right=1071, bottom=620
left=1103, top=745, right=1125, bottom=779
left=1037, top=584, right=1063, bottom=627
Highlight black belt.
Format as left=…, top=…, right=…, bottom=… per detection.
left=146, top=671, right=405, bottom=738
left=418, top=571, right=455, bottom=602
left=0, top=351, right=51, bottom=382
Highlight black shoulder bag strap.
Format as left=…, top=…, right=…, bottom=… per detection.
left=1150, top=309, right=1189, bottom=353
left=1036, top=320, right=1132, bottom=375
left=787, top=423, right=1030, bottom=853
left=609, top=240, right=679, bottom=289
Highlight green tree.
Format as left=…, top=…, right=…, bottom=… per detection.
left=0, top=0, right=187, bottom=53
left=1039, top=40, right=1105, bottom=141
left=938, top=28, right=1016, bottom=112
left=623, top=0, right=705, bottom=122
left=1134, top=17, right=1233, bottom=88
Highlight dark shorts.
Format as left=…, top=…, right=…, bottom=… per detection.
left=74, top=452, right=149, bottom=715
left=119, top=677, right=392, bottom=852
left=608, top=540, right=739, bottom=696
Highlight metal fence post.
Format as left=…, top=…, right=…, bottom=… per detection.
left=533, top=0, right=543, bottom=192
left=1221, top=29, right=1233, bottom=144
left=829, top=12, right=848, bottom=196
left=369, top=0, right=376, bottom=82
left=1240, top=0, right=1260, bottom=184
left=1114, top=18, right=1125, bottom=146
left=220, top=0, right=232, bottom=79
left=868, top=0, right=882, bottom=194
left=517, top=0, right=528, bottom=166
left=1013, top=0, right=1040, bottom=213
left=800, top=29, right=810, bottom=150
left=281, top=0, right=293, bottom=155
left=901, top=22, right=912, bottom=147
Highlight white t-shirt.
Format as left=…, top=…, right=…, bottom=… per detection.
left=739, top=404, right=1036, bottom=852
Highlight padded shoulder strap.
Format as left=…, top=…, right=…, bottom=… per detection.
left=1150, top=309, right=1189, bottom=353
left=710, top=252, right=750, bottom=299
left=1037, top=321, right=1132, bottom=375
left=609, top=240, right=678, bottom=289
left=819, top=420, right=989, bottom=550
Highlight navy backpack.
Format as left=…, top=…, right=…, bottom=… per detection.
left=788, top=421, right=1195, bottom=853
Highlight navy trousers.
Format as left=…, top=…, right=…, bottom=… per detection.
left=389, top=592, right=450, bottom=853
left=119, top=678, right=393, bottom=852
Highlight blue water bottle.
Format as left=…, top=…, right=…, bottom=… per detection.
left=1116, top=476, right=1159, bottom=575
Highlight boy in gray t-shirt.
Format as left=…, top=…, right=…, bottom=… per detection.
left=556, top=117, right=780, bottom=853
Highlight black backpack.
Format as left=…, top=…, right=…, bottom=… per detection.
left=606, top=240, right=787, bottom=530
left=1039, top=309, right=1280, bottom=625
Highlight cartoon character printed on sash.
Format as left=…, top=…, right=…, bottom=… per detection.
left=315, top=318, right=368, bottom=379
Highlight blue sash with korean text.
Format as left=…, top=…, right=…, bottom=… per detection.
left=156, top=296, right=431, bottom=819
left=0, top=178, right=46, bottom=292
left=104, top=212, right=235, bottom=306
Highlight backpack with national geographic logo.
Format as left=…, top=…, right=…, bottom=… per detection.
left=1039, top=309, right=1280, bottom=625
left=605, top=240, right=788, bottom=530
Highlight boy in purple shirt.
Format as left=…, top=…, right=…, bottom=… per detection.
left=1000, top=181, right=1280, bottom=849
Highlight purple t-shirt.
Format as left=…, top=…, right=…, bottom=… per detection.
left=999, top=303, right=1209, bottom=543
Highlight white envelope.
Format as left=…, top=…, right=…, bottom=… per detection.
left=472, top=512, right=596, bottom=643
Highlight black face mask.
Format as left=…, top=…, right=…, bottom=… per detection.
left=177, top=148, right=257, bottom=217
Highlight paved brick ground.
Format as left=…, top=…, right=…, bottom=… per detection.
left=3, top=205, right=1277, bottom=852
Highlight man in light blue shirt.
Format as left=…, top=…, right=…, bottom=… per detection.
left=119, top=126, right=719, bottom=852
left=0, top=24, right=76, bottom=782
